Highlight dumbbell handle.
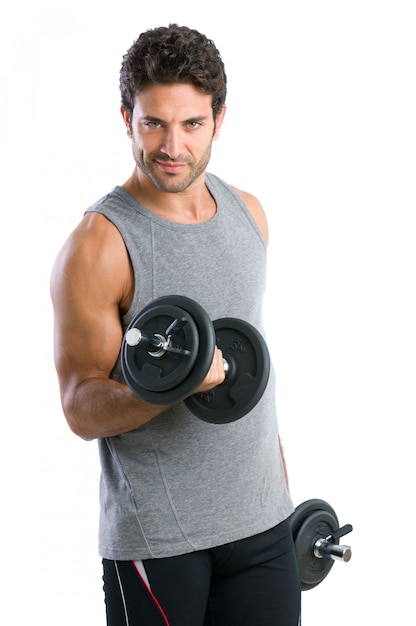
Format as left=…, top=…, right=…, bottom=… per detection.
left=125, top=328, right=191, bottom=356
left=126, top=328, right=161, bottom=348
left=126, top=327, right=231, bottom=375
left=314, top=537, right=352, bottom=562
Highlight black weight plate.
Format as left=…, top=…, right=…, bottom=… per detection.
left=122, top=295, right=216, bottom=405
left=123, top=303, right=199, bottom=392
left=289, top=499, right=339, bottom=541
left=184, top=318, right=270, bottom=424
left=294, top=509, right=339, bottom=591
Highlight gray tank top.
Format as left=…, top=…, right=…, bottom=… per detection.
left=87, top=173, right=294, bottom=560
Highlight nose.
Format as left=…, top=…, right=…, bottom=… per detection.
left=160, top=127, right=182, bottom=160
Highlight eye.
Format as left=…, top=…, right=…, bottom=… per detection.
left=186, top=120, right=202, bottom=129
left=144, top=120, right=162, bottom=129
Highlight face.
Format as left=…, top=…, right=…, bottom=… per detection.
left=122, top=83, right=225, bottom=193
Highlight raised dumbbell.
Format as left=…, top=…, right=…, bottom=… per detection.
left=121, top=295, right=270, bottom=424
left=289, top=499, right=353, bottom=591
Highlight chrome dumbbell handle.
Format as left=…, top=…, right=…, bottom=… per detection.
left=314, top=537, right=352, bottom=562
left=125, top=327, right=159, bottom=348
left=125, top=324, right=191, bottom=357
left=126, top=328, right=230, bottom=374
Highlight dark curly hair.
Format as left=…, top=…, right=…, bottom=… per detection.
left=120, top=24, right=227, bottom=119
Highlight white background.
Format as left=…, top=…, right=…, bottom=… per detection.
left=1, top=1, right=415, bottom=624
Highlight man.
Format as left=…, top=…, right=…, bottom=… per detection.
left=51, top=24, right=301, bottom=626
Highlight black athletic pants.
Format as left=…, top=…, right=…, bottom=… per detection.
left=102, top=519, right=301, bottom=626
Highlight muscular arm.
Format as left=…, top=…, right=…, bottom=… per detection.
left=51, top=212, right=224, bottom=441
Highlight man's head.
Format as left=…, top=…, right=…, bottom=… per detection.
left=120, top=24, right=227, bottom=121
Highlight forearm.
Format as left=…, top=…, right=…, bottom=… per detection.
left=62, top=376, right=170, bottom=441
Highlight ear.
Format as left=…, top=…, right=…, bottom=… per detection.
left=213, top=105, right=226, bottom=141
left=121, top=106, right=132, bottom=138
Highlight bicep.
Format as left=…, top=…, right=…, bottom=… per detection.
left=51, top=225, right=126, bottom=401
left=52, top=285, right=122, bottom=389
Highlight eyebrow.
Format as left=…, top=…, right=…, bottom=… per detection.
left=140, top=114, right=210, bottom=124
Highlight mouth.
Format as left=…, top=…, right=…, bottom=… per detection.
left=155, top=159, right=188, bottom=174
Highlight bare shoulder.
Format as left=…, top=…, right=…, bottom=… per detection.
left=231, top=185, right=269, bottom=245
left=50, top=211, right=133, bottom=396
left=51, top=212, right=133, bottom=311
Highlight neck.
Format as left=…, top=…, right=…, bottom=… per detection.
left=122, top=170, right=216, bottom=224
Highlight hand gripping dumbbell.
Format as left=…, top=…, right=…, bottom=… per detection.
left=289, top=499, right=353, bottom=591
left=121, top=295, right=270, bottom=424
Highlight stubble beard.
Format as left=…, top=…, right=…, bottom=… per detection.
left=132, top=144, right=213, bottom=193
